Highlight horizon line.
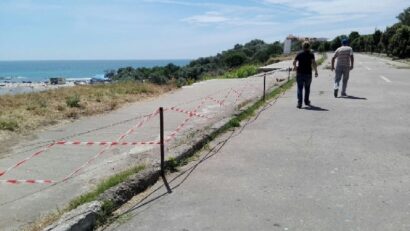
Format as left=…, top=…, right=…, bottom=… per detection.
left=0, top=58, right=193, bottom=62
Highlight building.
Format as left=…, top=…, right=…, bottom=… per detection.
left=283, top=34, right=328, bottom=54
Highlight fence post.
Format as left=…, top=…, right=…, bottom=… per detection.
left=159, top=107, right=165, bottom=177
left=159, top=107, right=172, bottom=193
left=288, top=67, right=291, bottom=82
left=263, top=72, right=266, bottom=101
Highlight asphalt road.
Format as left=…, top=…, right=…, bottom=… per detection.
left=0, top=67, right=290, bottom=230
left=104, top=54, right=410, bottom=231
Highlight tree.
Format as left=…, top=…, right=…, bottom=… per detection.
left=291, top=40, right=302, bottom=51
left=372, top=30, right=383, bottom=53
left=311, top=41, right=322, bottom=51
left=389, top=25, right=410, bottom=58
left=267, top=42, right=283, bottom=56
left=253, top=49, right=270, bottom=63
left=348, top=31, right=360, bottom=43
left=397, top=6, right=410, bottom=26
left=104, top=69, right=116, bottom=80
left=330, top=36, right=342, bottom=51
left=381, top=23, right=401, bottom=55
left=163, top=63, right=180, bottom=78
left=351, top=38, right=361, bottom=52
left=223, top=51, right=247, bottom=68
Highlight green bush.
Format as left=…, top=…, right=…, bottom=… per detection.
left=0, top=119, right=19, bottom=131
left=236, top=65, right=258, bottom=78
left=66, top=95, right=81, bottom=108
left=223, top=65, right=259, bottom=79
left=176, top=78, right=187, bottom=88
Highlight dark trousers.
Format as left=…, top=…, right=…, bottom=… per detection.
left=296, top=73, right=312, bottom=105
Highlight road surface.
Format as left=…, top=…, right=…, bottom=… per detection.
left=104, top=54, right=410, bottom=231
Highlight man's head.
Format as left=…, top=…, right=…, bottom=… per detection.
left=302, top=41, right=311, bottom=51
left=341, top=39, right=349, bottom=46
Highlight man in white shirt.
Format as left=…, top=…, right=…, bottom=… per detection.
left=331, top=39, right=354, bottom=97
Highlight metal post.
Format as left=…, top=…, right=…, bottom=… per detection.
left=263, top=73, right=266, bottom=101
left=288, top=67, right=291, bottom=82
left=159, top=107, right=172, bottom=193
left=159, top=107, right=165, bottom=177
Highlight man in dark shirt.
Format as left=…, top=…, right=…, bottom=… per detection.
left=293, top=41, right=318, bottom=109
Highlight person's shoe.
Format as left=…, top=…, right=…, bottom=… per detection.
left=334, top=89, right=338, bottom=98
left=341, top=92, right=347, bottom=97
left=305, top=101, right=311, bottom=106
left=297, top=103, right=302, bottom=109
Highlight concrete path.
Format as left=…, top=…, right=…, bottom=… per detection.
left=104, top=54, right=410, bottom=231
left=0, top=69, right=290, bottom=230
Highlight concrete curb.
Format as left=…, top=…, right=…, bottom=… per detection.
left=44, top=77, right=293, bottom=231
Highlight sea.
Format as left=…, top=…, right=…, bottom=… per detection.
left=0, top=59, right=191, bottom=83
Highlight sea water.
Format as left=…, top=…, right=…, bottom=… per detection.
left=0, top=60, right=191, bottom=83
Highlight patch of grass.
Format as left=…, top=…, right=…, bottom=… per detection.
left=97, top=200, right=116, bottom=226
left=22, top=209, right=64, bottom=231
left=204, top=64, right=259, bottom=80
left=65, top=94, right=81, bottom=108
left=67, top=165, right=145, bottom=211
left=0, top=118, right=19, bottom=131
left=0, top=82, right=173, bottom=134
left=228, top=118, right=241, bottom=127
left=166, top=157, right=180, bottom=172
left=316, top=53, right=327, bottom=66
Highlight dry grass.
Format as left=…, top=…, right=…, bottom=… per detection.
left=265, top=53, right=295, bottom=65
left=22, top=210, right=64, bottom=231
left=0, top=82, right=174, bottom=136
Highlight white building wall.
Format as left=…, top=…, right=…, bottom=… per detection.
left=283, top=39, right=292, bottom=54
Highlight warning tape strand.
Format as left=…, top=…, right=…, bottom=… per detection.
left=0, top=143, right=55, bottom=178
left=55, top=140, right=160, bottom=146
left=0, top=179, right=54, bottom=184
left=61, top=108, right=160, bottom=182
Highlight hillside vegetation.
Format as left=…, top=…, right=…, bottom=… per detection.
left=106, top=40, right=284, bottom=86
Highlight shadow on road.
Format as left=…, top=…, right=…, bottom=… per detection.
left=108, top=129, right=235, bottom=225
left=340, top=95, right=367, bottom=100
left=303, top=105, right=329, bottom=111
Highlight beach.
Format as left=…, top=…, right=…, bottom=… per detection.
left=0, top=82, right=75, bottom=96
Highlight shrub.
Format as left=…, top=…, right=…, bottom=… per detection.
left=0, top=119, right=19, bottom=131
left=66, top=95, right=81, bottom=108
left=176, top=78, right=187, bottom=88
left=236, top=65, right=258, bottom=78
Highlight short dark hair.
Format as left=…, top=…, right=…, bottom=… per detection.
left=302, top=41, right=311, bottom=50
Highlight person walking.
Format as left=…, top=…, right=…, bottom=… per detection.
left=331, top=39, right=354, bottom=97
left=293, top=41, right=318, bottom=109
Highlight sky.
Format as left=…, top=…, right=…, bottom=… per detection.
left=0, top=0, right=408, bottom=60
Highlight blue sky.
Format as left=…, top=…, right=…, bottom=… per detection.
left=0, top=0, right=408, bottom=60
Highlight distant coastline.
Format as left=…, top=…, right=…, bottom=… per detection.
left=0, top=59, right=191, bottom=83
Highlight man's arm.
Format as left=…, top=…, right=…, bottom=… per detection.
left=331, top=56, right=336, bottom=71
left=350, top=55, right=354, bottom=70
left=312, top=59, right=318, bottom=77
left=293, top=59, right=297, bottom=71
left=331, top=49, right=338, bottom=71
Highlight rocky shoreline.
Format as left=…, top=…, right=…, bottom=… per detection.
left=0, top=82, right=76, bottom=96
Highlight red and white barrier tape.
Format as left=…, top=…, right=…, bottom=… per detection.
left=62, top=108, right=160, bottom=182
left=206, top=96, right=223, bottom=106
left=124, top=109, right=160, bottom=137
left=165, top=107, right=210, bottom=119
left=0, top=143, right=55, bottom=178
left=0, top=179, right=54, bottom=184
left=165, top=113, right=199, bottom=143
left=55, top=140, right=160, bottom=146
